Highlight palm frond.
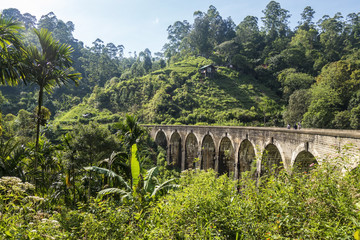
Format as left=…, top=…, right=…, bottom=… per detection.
left=0, top=15, right=24, bottom=85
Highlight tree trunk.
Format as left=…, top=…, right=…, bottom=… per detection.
left=35, top=86, right=43, bottom=158
left=34, top=86, right=43, bottom=188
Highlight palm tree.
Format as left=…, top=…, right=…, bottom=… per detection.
left=0, top=15, right=25, bottom=85
left=22, top=28, right=81, bottom=155
left=114, top=114, right=145, bottom=148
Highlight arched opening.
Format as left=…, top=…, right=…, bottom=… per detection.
left=170, top=132, right=181, bottom=169
left=155, top=130, right=167, bottom=150
left=218, top=137, right=235, bottom=176
left=293, top=151, right=317, bottom=173
left=261, top=144, right=283, bottom=176
left=238, top=140, right=255, bottom=177
left=201, top=135, right=215, bottom=170
left=185, top=133, right=198, bottom=170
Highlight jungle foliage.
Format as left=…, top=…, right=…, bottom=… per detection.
left=1, top=153, right=360, bottom=239
left=1, top=2, right=360, bottom=239
left=1, top=2, right=360, bottom=131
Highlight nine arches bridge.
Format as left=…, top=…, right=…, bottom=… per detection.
left=146, top=125, right=360, bottom=178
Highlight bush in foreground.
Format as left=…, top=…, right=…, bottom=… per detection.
left=1, top=156, right=360, bottom=239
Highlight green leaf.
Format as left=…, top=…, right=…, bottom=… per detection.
left=84, top=166, right=131, bottom=191
left=98, top=188, right=128, bottom=196
left=355, top=230, right=360, bottom=240
left=131, top=144, right=140, bottom=188
left=151, top=178, right=179, bottom=198
left=5, top=230, right=12, bottom=237
left=144, top=166, right=159, bottom=193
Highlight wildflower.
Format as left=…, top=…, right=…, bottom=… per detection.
left=309, top=163, right=315, bottom=167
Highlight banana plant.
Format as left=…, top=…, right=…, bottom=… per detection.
left=84, top=143, right=178, bottom=203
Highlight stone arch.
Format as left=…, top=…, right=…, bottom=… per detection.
left=238, top=139, right=256, bottom=177
left=291, top=143, right=320, bottom=167
left=218, top=137, right=235, bottom=176
left=185, top=133, right=198, bottom=170
left=201, top=134, right=216, bottom=170
left=261, top=143, right=283, bottom=176
left=293, top=151, right=317, bottom=173
left=169, top=131, right=181, bottom=169
left=155, top=130, right=167, bottom=150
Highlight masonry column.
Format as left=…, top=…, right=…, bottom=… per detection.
left=181, top=148, right=186, bottom=171
left=167, top=143, right=171, bottom=165
left=197, top=145, right=202, bottom=170
left=214, top=150, right=219, bottom=173
left=234, top=148, right=239, bottom=179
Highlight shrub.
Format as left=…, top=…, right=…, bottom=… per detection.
left=140, top=158, right=360, bottom=239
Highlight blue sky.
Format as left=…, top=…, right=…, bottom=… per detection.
left=1, top=0, right=359, bottom=55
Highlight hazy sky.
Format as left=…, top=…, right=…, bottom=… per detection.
left=1, top=0, right=359, bottom=54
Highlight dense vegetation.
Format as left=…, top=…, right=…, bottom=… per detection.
left=1, top=1, right=360, bottom=133
left=1, top=154, right=360, bottom=239
left=1, top=1, right=360, bottom=239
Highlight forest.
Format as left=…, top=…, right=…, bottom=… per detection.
left=1, top=1, right=360, bottom=239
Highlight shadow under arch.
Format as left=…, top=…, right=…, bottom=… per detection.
left=218, top=137, right=235, bottom=176
left=261, top=143, right=283, bottom=176
left=238, top=139, right=256, bottom=177
left=185, top=133, right=198, bottom=170
left=293, top=151, right=317, bottom=173
left=169, top=131, right=181, bottom=169
left=155, top=130, right=167, bottom=150
left=201, top=134, right=215, bottom=170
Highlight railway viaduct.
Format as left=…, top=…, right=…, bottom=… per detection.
left=146, top=125, right=360, bottom=178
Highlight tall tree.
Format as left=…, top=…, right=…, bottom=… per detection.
left=164, top=20, right=191, bottom=55
left=189, top=11, right=212, bottom=56
left=2, top=8, right=36, bottom=29
left=317, top=13, right=345, bottom=62
left=139, top=48, right=152, bottom=73
left=206, top=5, right=235, bottom=45
left=298, top=6, right=316, bottom=30
left=22, top=28, right=81, bottom=156
left=80, top=38, right=121, bottom=86
left=261, top=1, right=291, bottom=40
left=235, top=16, right=264, bottom=60
left=188, top=5, right=235, bottom=57
left=345, top=12, right=360, bottom=50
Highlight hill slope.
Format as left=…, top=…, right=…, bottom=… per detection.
left=54, top=56, right=282, bottom=128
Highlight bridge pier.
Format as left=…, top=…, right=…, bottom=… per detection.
left=181, top=149, right=185, bottom=171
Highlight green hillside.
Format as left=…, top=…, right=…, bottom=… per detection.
left=54, top=56, right=281, bottom=129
